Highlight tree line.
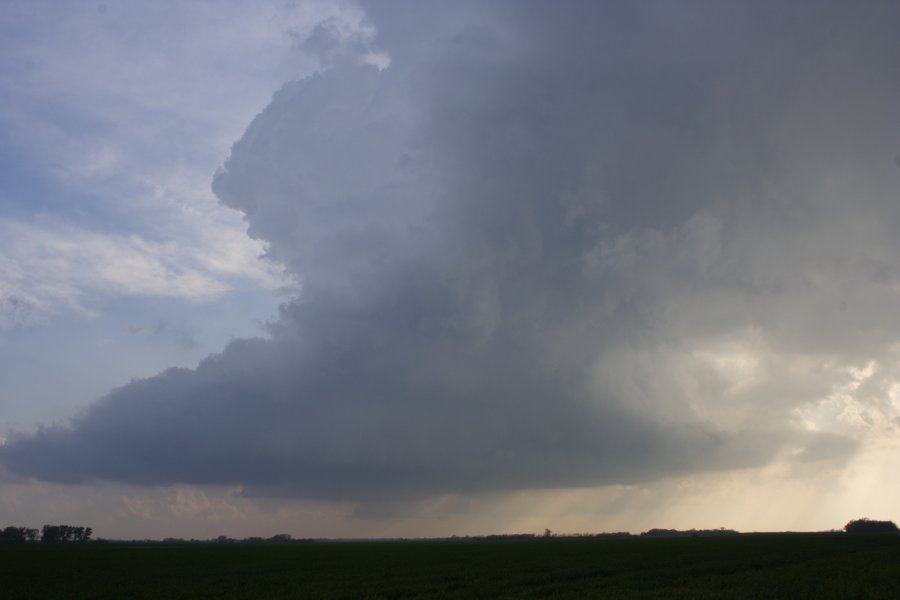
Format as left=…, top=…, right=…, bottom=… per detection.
left=2, top=519, right=896, bottom=544
left=844, top=518, right=899, bottom=534
left=1, top=525, right=92, bottom=543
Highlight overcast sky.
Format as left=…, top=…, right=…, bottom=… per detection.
left=1, top=0, right=899, bottom=539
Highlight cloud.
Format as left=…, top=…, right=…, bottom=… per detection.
left=3, top=1, right=899, bottom=503
left=149, top=319, right=199, bottom=351
left=0, top=217, right=279, bottom=329
left=0, top=0, right=372, bottom=328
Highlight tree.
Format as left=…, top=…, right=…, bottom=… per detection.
left=844, top=518, right=899, bottom=534
left=1, top=526, right=38, bottom=543
left=40, top=524, right=93, bottom=543
left=41, top=525, right=61, bottom=543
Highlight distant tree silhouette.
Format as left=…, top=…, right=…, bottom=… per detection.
left=844, top=518, right=899, bottom=534
left=1, top=526, right=38, bottom=542
left=41, top=525, right=64, bottom=543
left=40, top=525, right=93, bottom=543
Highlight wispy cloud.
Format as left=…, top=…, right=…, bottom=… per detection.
left=0, top=217, right=279, bottom=329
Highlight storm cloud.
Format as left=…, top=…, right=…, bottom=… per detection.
left=4, top=1, right=900, bottom=502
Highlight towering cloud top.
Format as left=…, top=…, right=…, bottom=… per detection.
left=3, top=1, right=899, bottom=504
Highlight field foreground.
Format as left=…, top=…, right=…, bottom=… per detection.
left=2, top=533, right=899, bottom=598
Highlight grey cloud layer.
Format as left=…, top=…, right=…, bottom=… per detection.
left=4, top=1, right=899, bottom=499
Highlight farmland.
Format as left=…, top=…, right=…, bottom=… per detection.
left=2, top=533, right=899, bottom=598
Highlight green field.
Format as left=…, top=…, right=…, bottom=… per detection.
left=2, top=534, right=899, bottom=598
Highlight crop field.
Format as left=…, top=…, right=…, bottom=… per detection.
left=2, top=533, right=899, bottom=599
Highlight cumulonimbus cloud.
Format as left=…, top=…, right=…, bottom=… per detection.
left=4, top=0, right=899, bottom=501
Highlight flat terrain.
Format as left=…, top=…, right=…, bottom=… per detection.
left=2, top=533, right=899, bottom=598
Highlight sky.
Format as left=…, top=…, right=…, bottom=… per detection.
left=1, top=0, right=899, bottom=540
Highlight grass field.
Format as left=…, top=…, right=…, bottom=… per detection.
left=2, top=533, right=899, bottom=598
